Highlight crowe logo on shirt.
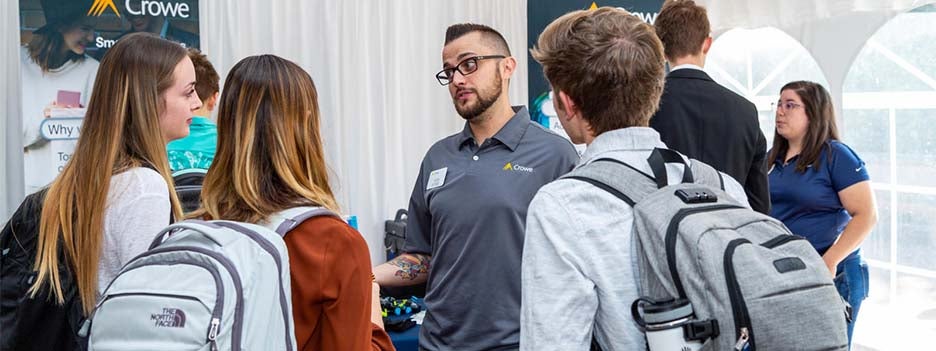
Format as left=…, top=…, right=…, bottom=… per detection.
left=503, top=162, right=534, bottom=173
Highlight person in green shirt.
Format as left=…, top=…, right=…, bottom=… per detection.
left=167, top=48, right=219, bottom=172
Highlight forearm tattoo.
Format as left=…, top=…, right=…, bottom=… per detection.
left=391, top=255, right=430, bottom=280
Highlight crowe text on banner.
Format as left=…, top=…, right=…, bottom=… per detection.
left=527, top=0, right=663, bottom=154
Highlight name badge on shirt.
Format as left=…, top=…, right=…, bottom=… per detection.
left=427, top=167, right=448, bottom=190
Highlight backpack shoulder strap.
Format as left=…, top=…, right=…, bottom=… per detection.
left=560, top=152, right=725, bottom=206
left=262, top=206, right=341, bottom=237
left=688, top=159, right=725, bottom=190
left=561, top=157, right=658, bottom=206
left=1, top=189, right=47, bottom=253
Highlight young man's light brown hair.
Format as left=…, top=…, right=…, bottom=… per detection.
left=531, top=7, right=665, bottom=134
left=187, top=48, right=220, bottom=104
left=654, top=0, right=711, bottom=61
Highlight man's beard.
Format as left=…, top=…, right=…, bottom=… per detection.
left=454, top=71, right=503, bottom=121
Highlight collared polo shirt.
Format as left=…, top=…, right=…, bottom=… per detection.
left=769, top=140, right=870, bottom=254
left=404, top=106, right=578, bottom=350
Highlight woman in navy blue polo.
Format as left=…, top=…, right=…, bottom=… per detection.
left=768, top=81, right=877, bottom=348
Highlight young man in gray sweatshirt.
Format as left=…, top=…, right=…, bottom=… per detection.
left=520, top=7, right=748, bottom=351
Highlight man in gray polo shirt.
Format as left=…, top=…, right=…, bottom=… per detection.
left=374, top=23, right=578, bottom=350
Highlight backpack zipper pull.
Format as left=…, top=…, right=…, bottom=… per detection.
left=733, top=327, right=750, bottom=351
left=77, top=319, right=91, bottom=338
left=78, top=299, right=108, bottom=338
left=207, top=317, right=220, bottom=351
left=207, top=317, right=220, bottom=340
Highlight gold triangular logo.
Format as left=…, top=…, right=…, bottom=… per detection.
left=88, top=0, right=121, bottom=17
left=503, top=163, right=513, bottom=171
left=589, top=2, right=599, bottom=10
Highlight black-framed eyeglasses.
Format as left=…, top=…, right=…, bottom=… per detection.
left=436, top=55, right=506, bottom=85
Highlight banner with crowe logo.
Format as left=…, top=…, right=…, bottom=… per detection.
left=527, top=0, right=662, bottom=154
left=17, top=0, right=199, bottom=194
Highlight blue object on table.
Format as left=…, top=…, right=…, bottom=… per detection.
left=388, top=324, right=419, bottom=351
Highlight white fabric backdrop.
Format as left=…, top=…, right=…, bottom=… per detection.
left=1, top=0, right=528, bottom=265
left=2, top=1, right=24, bottom=220
left=197, top=0, right=530, bottom=264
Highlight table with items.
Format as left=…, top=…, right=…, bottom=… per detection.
left=383, top=296, right=423, bottom=351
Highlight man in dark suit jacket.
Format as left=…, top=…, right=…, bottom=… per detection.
left=650, top=0, right=770, bottom=214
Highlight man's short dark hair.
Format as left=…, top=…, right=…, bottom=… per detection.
left=187, top=48, right=219, bottom=103
left=444, top=23, right=511, bottom=56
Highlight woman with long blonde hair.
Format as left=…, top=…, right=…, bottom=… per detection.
left=29, top=32, right=202, bottom=318
left=196, top=55, right=393, bottom=351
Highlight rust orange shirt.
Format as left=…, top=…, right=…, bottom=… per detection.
left=284, top=216, right=395, bottom=351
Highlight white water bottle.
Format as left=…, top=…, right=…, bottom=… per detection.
left=641, top=299, right=705, bottom=351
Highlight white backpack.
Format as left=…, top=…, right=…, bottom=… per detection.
left=82, top=207, right=338, bottom=351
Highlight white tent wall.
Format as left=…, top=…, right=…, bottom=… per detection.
left=2, top=0, right=23, bottom=221
left=198, top=0, right=529, bottom=265
left=1, top=0, right=528, bottom=265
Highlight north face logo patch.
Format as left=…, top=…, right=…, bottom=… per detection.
left=151, top=308, right=186, bottom=328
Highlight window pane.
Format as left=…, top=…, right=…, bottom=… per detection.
left=895, top=109, right=936, bottom=187
left=841, top=5, right=936, bottom=350
left=842, top=109, right=890, bottom=183
left=708, top=27, right=828, bottom=98
left=896, top=193, right=936, bottom=270
left=861, top=190, right=891, bottom=261
left=867, top=266, right=891, bottom=304
left=844, top=45, right=934, bottom=93
left=707, top=27, right=828, bottom=146
left=844, top=11, right=936, bottom=93
left=758, top=110, right=775, bottom=148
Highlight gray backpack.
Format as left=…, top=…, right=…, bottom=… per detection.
left=565, top=148, right=848, bottom=351
left=82, top=207, right=337, bottom=351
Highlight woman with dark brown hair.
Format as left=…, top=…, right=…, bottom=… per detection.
left=195, top=54, right=394, bottom=351
left=768, top=81, right=877, bottom=349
